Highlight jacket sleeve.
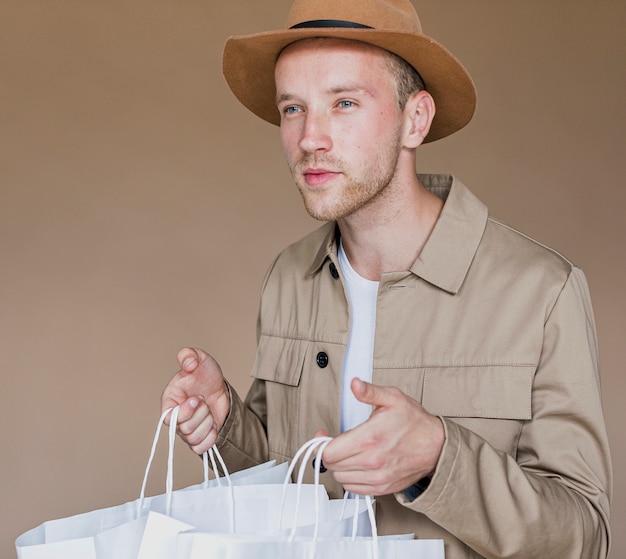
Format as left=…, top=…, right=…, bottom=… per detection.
left=214, top=256, right=281, bottom=470
left=214, top=378, right=269, bottom=470
left=398, top=267, right=612, bottom=558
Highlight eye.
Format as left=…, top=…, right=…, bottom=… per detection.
left=282, top=105, right=302, bottom=116
left=337, top=100, right=356, bottom=109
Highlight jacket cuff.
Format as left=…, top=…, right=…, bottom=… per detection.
left=395, top=416, right=459, bottom=510
left=215, top=380, right=268, bottom=471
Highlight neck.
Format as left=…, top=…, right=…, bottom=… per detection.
left=337, top=174, right=443, bottom=281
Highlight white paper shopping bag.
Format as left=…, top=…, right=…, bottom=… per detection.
left=15, top=535, right=97, bottom=559
left=15, top=406, right=288, bottom=559
left=150, top=481, right=330, bottom=533
left=136, top=512, right=194, bottom=559
left=16, top=497, right=151, bottom=559
left=92, top=514, right=149, bottom=559
left=176, top=436, right=444, bottom=559
left=171, top=434, right=371, bottom=559
left=16, top=408, right=182, bottom=559
left=181, top=532, right=444, bottom=559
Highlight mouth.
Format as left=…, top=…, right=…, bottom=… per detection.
left=302, top=168, right=340, bottom=188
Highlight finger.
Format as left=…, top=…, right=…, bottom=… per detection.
left=320, top=428, right=366, bottom=467
left=180, top=394, right=210, bottom=422
left=177, top=346, right=219, bottom=371
left=189, top=430, right=219, bottom=455
left=351, top=378, right=401, bottom=408
left=176, top=347, right=201, bottom=372
left=332, top=469, right=384, bottom=495
left=334, top=479, right=392, bottom=497
left=313, top=428, right=330, bottom=439
left=175, top=397, right=219, bottom=454
left=181, top=415, right=219, bottom=454
left=161, top=389, right=200, bottom=423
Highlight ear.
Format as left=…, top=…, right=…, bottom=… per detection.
left=402, top=90, right=436, bottom=149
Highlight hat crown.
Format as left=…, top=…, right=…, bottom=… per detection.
left=286, top=0, right=423, bottom=34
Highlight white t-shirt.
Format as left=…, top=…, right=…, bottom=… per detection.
left=338, top=241, right=379, bottom=432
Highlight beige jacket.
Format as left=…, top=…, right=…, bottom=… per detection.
left=217, top=174, right=612, bottom=558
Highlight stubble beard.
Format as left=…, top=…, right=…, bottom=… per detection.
left=290, top=135, right=403, bottom=222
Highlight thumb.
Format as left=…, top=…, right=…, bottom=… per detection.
left=351, top=377, right=396, bottom=408
left=177, top=347, right=212, bottom=373
left=313, top=428, right=330, bottom=438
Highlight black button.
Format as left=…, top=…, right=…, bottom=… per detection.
left=316, top=351, right=329, bottom=368
left=329, top=262, right=339, bottom=279
left=312, top=458, right=327, bottom=473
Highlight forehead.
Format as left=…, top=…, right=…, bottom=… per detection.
left=279, top=36, right=391, bottom=58
left=275, top=38, right=395, bottom=87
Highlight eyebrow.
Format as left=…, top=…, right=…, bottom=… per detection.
left=275, top=92, right=297, bottom=105
left=276, top=84, right=374, bottom=106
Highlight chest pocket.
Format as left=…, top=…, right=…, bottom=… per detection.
left=250, top=335, right=308, bottom=460
left=251, top=335, right=307, bottom=386
left=251, top=334, right=345, bottom=462
left=422, top=366, right=534, bottom=455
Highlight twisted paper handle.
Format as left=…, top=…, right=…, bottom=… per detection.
left=278, top=436, right=378, bottom=557
left=138, top=406, right=235, bottom=531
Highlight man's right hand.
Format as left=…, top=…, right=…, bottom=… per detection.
left=161, top=347, right=230, bottom=455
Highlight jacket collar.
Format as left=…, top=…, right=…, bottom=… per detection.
left=307, top=175, right=488, bottom=294
left=308, top=222, right=340, bottom=275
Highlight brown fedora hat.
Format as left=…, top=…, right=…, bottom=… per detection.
left=222, top=0, right=477, bottom=143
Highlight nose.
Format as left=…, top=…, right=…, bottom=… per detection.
left=298, top=111, right=332, bottom=154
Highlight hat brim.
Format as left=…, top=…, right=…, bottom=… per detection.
left=223, top=27, right=476, bottom=143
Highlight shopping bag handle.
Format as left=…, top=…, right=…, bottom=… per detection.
left=138, top=406, right=233, bottom=521
left=279, top=436, right=332, bottom=541
left=279, top=436, right=378, bottom=551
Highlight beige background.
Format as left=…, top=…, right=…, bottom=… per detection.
left=2, top=0, right=624, bottom=557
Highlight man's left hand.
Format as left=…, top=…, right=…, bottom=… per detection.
left=316, top=378, right=445, bottom=496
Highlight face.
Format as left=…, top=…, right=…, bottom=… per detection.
left=275, top=39, right=406, bottom=222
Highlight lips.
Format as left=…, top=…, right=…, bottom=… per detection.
left=303, top=168, right=340, bottom=187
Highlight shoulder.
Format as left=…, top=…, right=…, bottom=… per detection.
left=484, top=216, right=573, bottom=269
left=475, top=216, right=576, bottom=299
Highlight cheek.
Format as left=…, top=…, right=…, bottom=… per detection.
left=343, top=117, right=385, bottom=153
left=280, top=125, right=300, bottom=159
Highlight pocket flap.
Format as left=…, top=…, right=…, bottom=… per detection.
left=250, top=335, right=308, bottom=387
left=423, top=366, right=533, bottom=420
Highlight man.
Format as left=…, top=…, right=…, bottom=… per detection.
left=161, top=0, right=612, bottom=556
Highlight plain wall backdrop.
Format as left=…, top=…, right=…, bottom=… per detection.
left=2, top=1, right=624, bottom=557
